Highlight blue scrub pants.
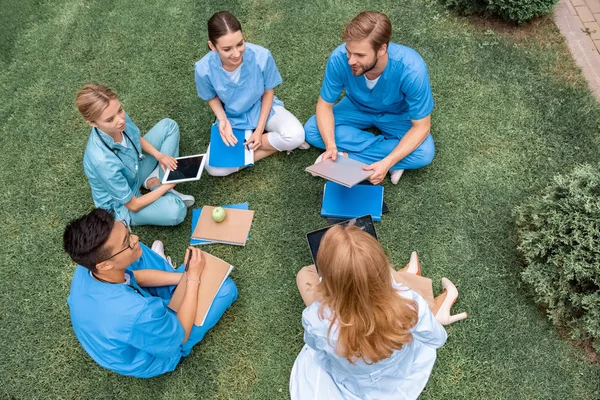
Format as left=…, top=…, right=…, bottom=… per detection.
left=304, top=98, right=435, bottom=171
left=130, top=118, right=186, bottom=226
left=140, top=260, right=238, bottom=357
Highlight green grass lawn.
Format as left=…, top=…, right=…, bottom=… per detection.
left=1, top=0, right=600, bottom=398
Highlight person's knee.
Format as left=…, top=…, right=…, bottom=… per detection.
left=159, top=118, right=180, bottom=139
left=417, top=135, right=435, bottom=167
left=205, top=164, right=237, bottom=177
left=278, top=123, right=306, bottom=150
left=217, top=278, right=238, bottom=303
left=303, top=115, right=322, bottom=147
left=162, top=196, right=186, bottom=226
left=296, top=265, right=317, bottom=287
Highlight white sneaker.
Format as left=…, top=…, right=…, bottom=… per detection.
left=390, top=169, right=404, bottom=185
left=298, top=141, right=310, bottom=150
left=151, top=240, right=175, bottom=269
left=170, top=189, right=195, bottom=207
left=143, top=165, right=160, bottom=190
left=151, top=240, right=165, bottom=258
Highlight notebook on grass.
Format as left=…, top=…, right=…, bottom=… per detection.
left=326, top=179, right=389, bottom=224
left=208, top=124, right=254, bottom=168
left=167, top=252, right=233, bottom=326
left=305, top=156, right=373, bottom=188
left=190, top=203, right=250, bottom=245
left=321, top=181, right=384, bottom=221
left=192, top=206, right=254, bottom=246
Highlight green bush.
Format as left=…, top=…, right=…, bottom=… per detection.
left=441, top=0, right=559, bottom=24
left=515, top=164, right=600, bottom=351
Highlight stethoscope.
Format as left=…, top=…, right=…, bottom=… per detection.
left=94, top=127, right=144, bottom=173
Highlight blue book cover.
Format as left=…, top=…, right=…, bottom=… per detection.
left=320, top=182, right=384, bottom=221
left=208, top=124, right=254, bottom=168
left=190, top=202, right=250, bottom=245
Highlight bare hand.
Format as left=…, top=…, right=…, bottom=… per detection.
left=156, top=152, right=178, bottom=173
left=218, top=119, right=237, bottom=147
left=363, top=159, right=391, bottom=185
left=146, top=178, right=174, bottom=190
left=184, top=247, right=206, bottom=280
left=244, top=129, right=263, bottom=151
left=321, top=146, right=338, bottom=162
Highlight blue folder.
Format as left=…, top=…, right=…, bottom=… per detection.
left=190, top=202, right=250, bottom=245
left=320, top=182, right=384, bottom=222
left=208, top=124, right=254, bottom=168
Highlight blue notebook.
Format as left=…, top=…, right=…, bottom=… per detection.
left=208, top=124, right=254, bottom=168
left=320, top=182, right=384, bottom=222
left=190, top=202, right=250, bottom=245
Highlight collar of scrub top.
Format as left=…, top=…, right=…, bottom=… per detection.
left=90, top=269, right=147, bottom=297
left=93, top=127, right=144, bottom=173
left=209, top=44, right=253, bottom=87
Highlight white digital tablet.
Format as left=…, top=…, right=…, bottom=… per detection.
left=161, top=154, right=206, bottom=184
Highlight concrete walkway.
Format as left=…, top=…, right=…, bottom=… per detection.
left=554, top=0, right=600, bottom=99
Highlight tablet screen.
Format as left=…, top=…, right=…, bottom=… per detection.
left=163, top=155, right=204, bottom=182
left=306, top=215, right=377, bottom=270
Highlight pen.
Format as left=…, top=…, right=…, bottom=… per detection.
left=185, top=249, right=191, bottom=272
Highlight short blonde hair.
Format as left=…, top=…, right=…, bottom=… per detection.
left=75, top=83, right=118, bottom=122
left=343, top=11, right=392, bottom=52
left=316, top=225, right=418, bottom=364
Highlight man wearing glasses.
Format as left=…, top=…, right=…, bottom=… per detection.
left=64, top=208, right=238, bottom=378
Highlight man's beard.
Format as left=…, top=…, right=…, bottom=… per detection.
left=352, top=56, right=378, bottom=76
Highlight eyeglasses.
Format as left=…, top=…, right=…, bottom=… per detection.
left=103, top=220, right=136, bottom=261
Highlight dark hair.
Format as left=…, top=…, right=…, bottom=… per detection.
left=207, top=11, right=242, bottom=45
left=63, top=208, right=115, bottom=272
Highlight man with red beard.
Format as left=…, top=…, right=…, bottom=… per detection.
left=305, top=11, right=435, bottom=185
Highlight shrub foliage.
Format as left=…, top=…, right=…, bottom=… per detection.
left=441, top=0, right=559, bottom=24
left=515, top=164, right=600, bottom=351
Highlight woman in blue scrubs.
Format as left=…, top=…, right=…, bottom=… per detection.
left=76, top=84, right=194, bottom=226
left=195, top=11, right=308, bottom=176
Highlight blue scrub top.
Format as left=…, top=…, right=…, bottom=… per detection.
left=320, top=43, right=434, bottom=120
left=67, top=243, right=185, bottom=378
left=194, top=42, right=284, bottom=129
left=83, top=114, right=142, bottom=223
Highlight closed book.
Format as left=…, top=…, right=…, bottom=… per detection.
left=305, top=156, right=373, bottom=188
left=192, top=206, right=254, bottom=246
left=320, top=181, right=384, bottom=221
left=190, top=203, right=249, bottom=245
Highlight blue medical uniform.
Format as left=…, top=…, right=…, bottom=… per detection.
left=83, top=116, right=186, bottom=226
left=305, top=43, right=435, bottom=170
left=67, top=243, right=238, bottom=378
left=194, top=42, right=284, bottom=129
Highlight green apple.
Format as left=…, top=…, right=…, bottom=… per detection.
left=212, top=206, right=227, bottom=223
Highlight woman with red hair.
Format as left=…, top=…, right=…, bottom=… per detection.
left=290, top=225, right=466, bottom=399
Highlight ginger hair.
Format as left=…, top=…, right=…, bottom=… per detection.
left=316, top=225, right=418, bottom=364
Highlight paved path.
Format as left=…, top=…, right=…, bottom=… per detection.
left=554, top=0, right=600, bottom=99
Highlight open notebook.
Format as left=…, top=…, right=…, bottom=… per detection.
left=167, top=252, right=233, bottom=326
left=192, top=206, right=254, bottom=246
left=208, top=124, right=254, bottom=168
left=305, top=156, right=373, bottom=188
